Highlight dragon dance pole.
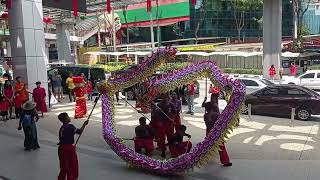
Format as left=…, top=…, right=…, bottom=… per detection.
left=75, top=94, right=101, bottom=146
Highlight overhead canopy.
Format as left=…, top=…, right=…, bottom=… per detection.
left=176, top=51, right=263, bottom=57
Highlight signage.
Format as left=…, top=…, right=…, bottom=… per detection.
left=177, top=43, right=223, bottom=51
left=43, top=0, right=87, bottom=13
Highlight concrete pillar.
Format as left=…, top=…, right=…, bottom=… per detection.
left=56, top=24, right=72, bottom=63
left=263, top=0, right=282, bottom=79
left=8, top=0, right=48, bottom=98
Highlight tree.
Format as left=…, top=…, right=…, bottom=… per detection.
left=292, top=0, right=312, bottom=52
left=122, top=4, right=130, bottom=45
left=293, top=0, right=312, bottom=39
left=231, top=0, right=262, bottom=41
left=194, top=0, right=208, bottom=44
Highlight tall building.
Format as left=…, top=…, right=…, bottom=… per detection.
left=303, top=1, right=320, bottom=35
left=182, top=0, right=294, bottom=39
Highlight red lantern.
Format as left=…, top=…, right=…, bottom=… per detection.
left=1, top=12, right=9, bottom=19
left=147, top=0, right=152, bottom=13
left=107, top=0, right=111, bottom=14
left=192, top=0, right=197, bottom=6
left=73, top=0, right=78, bottom=17
left=43, top=16, right=52, bottom=24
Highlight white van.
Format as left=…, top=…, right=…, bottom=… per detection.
left=283, top=70, right=320, bottom=91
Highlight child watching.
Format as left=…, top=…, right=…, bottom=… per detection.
left=168, top=125, right=192, bottom=158
left=57, top=112, right=88, bottom=180
left=134, top=117, right=155, bottom=156
left=14, top=92, right=23, bottom=119
left=0, top=96, right=9, bottom=121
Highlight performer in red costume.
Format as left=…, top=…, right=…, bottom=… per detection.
left=202, top=92, right=232, bottom=167
left=168, top=125, right=192, bottom=158
left=171, top=92, right=182, bottom=132
left=73, top=76, right=87, bottom=119
left=156, top=94, right=176, bottom=158
left=33, top=81, right=47, bottom=117
left=134, top=117, right=155, bottom=156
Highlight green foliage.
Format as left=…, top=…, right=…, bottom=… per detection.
left=223, top=68, right=262, bottom=75
left=309, top=65, right=320, bottom=70
left=301, top=25, right=310, bottom=36
left=93, top=63, right=128, bottom=73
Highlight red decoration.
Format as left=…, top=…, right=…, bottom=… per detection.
left=192, top=0, right=197, bottom=6
left=6, top=0, right=12, bottom=9
left=107, top=0, right=111, bottom=14
left=73, top=0, right=78, bottom=17
left=147, top=0, right=152, bottom=12
left=0, top=12, right=8, bottom=19
left=43, top=16, right=52, bottom=24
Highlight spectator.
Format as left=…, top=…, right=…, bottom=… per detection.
left=186, top=81, right=196, bottom=115
left=2, top=69, right=11, bottom=81
left=33, top=81, right=47, bottom=117
left=14, top=92, right=23, bottom=119
left=17, top=101, right=40, bottom=151
left=0, top=96, right=9, bottom=121
left=66, top=73, right=75, bottom=102
left=268, top=64, right=276, bottom=80
left=48, top=79, right=52, bottom=108
left=51, top=71, right=63, bottom=102
left=3, top=80, right=14, bottom=119
left=87, top=80, right=93, bottom=101
left=290, top=63, right=297, bottom=76
left=15, top=77, right=29, bottom=103
left=80, top=73, right=87, bottom=84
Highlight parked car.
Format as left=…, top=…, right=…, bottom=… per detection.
left=240, top=77, right=274, bottom=94
left=47, top=66, right=106, bottom=93
left=242, top=85, right=320, bottom=120
left=282, top=70, right=320, bottom=91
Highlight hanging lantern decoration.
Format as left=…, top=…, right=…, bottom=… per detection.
left=107, top=0, right=111, bottom=14
left=191, top=0, right=197, bottom=6
left=147, top=0, right=152, bottom=13
left=6, top=0, right=12, bottom=9
left=43, top=16, right=52, bottom=24
left=73, top=0, right=78, bottom=17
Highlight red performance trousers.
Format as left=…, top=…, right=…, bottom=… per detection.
left=174, top=115, right=181, bottom=132
left=134, top=138, right=154, bottom=155
left=169, top=141, right=192, bottom=158
left=58, top=144, right=79, bottom=180
left=219, top=142, right=231, bottom=165
left=153, top=121, right=174, bottom=152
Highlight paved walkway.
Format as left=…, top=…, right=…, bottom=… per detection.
left=1, top=81, right=320, bottom=179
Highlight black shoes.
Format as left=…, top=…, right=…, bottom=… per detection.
left=223, top=163, right=232, bottom=167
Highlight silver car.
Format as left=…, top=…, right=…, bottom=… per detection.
left=239, top=77, right=274, bottom=94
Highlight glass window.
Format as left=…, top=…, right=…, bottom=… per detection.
left=301, top=73, right=315, bottom=79
left=317, top=73, right=320, bottom=78
left=241, top=80, right=259, bottom=86
left=286, top=88, right=307, bottom=96
left=263, top=88, right=279, bottom=96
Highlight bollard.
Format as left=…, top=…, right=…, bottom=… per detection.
left=125, top=92, right=128, bottom=107
left=248, top=104, right=252, bottom=117
left=290, top=108, right=295, bottom=127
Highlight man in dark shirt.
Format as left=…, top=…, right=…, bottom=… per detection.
left=57, top=112, right=88, bottom=180
left=134, top=117, right=155, bottom=156
left=168, top=125, right=192, bottom=158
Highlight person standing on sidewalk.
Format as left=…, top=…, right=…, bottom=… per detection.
left=3, top=80, right=14, bottom=119
left=268, top=64, right=276, bottom=81
left=290, top=63, right=297, bottom=77
left=15, top=77, right=29, bottom=103
left=57, top=112, right=88, bottom=180
left=66, top=73, right=75, bottom=102
left=51, top=71, right=63, bottom=102
left=186, top=81, right=196, bottom=115
left=32, top=81, right=47, bottom=117
left=17, top=101, right=40, bottom=151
